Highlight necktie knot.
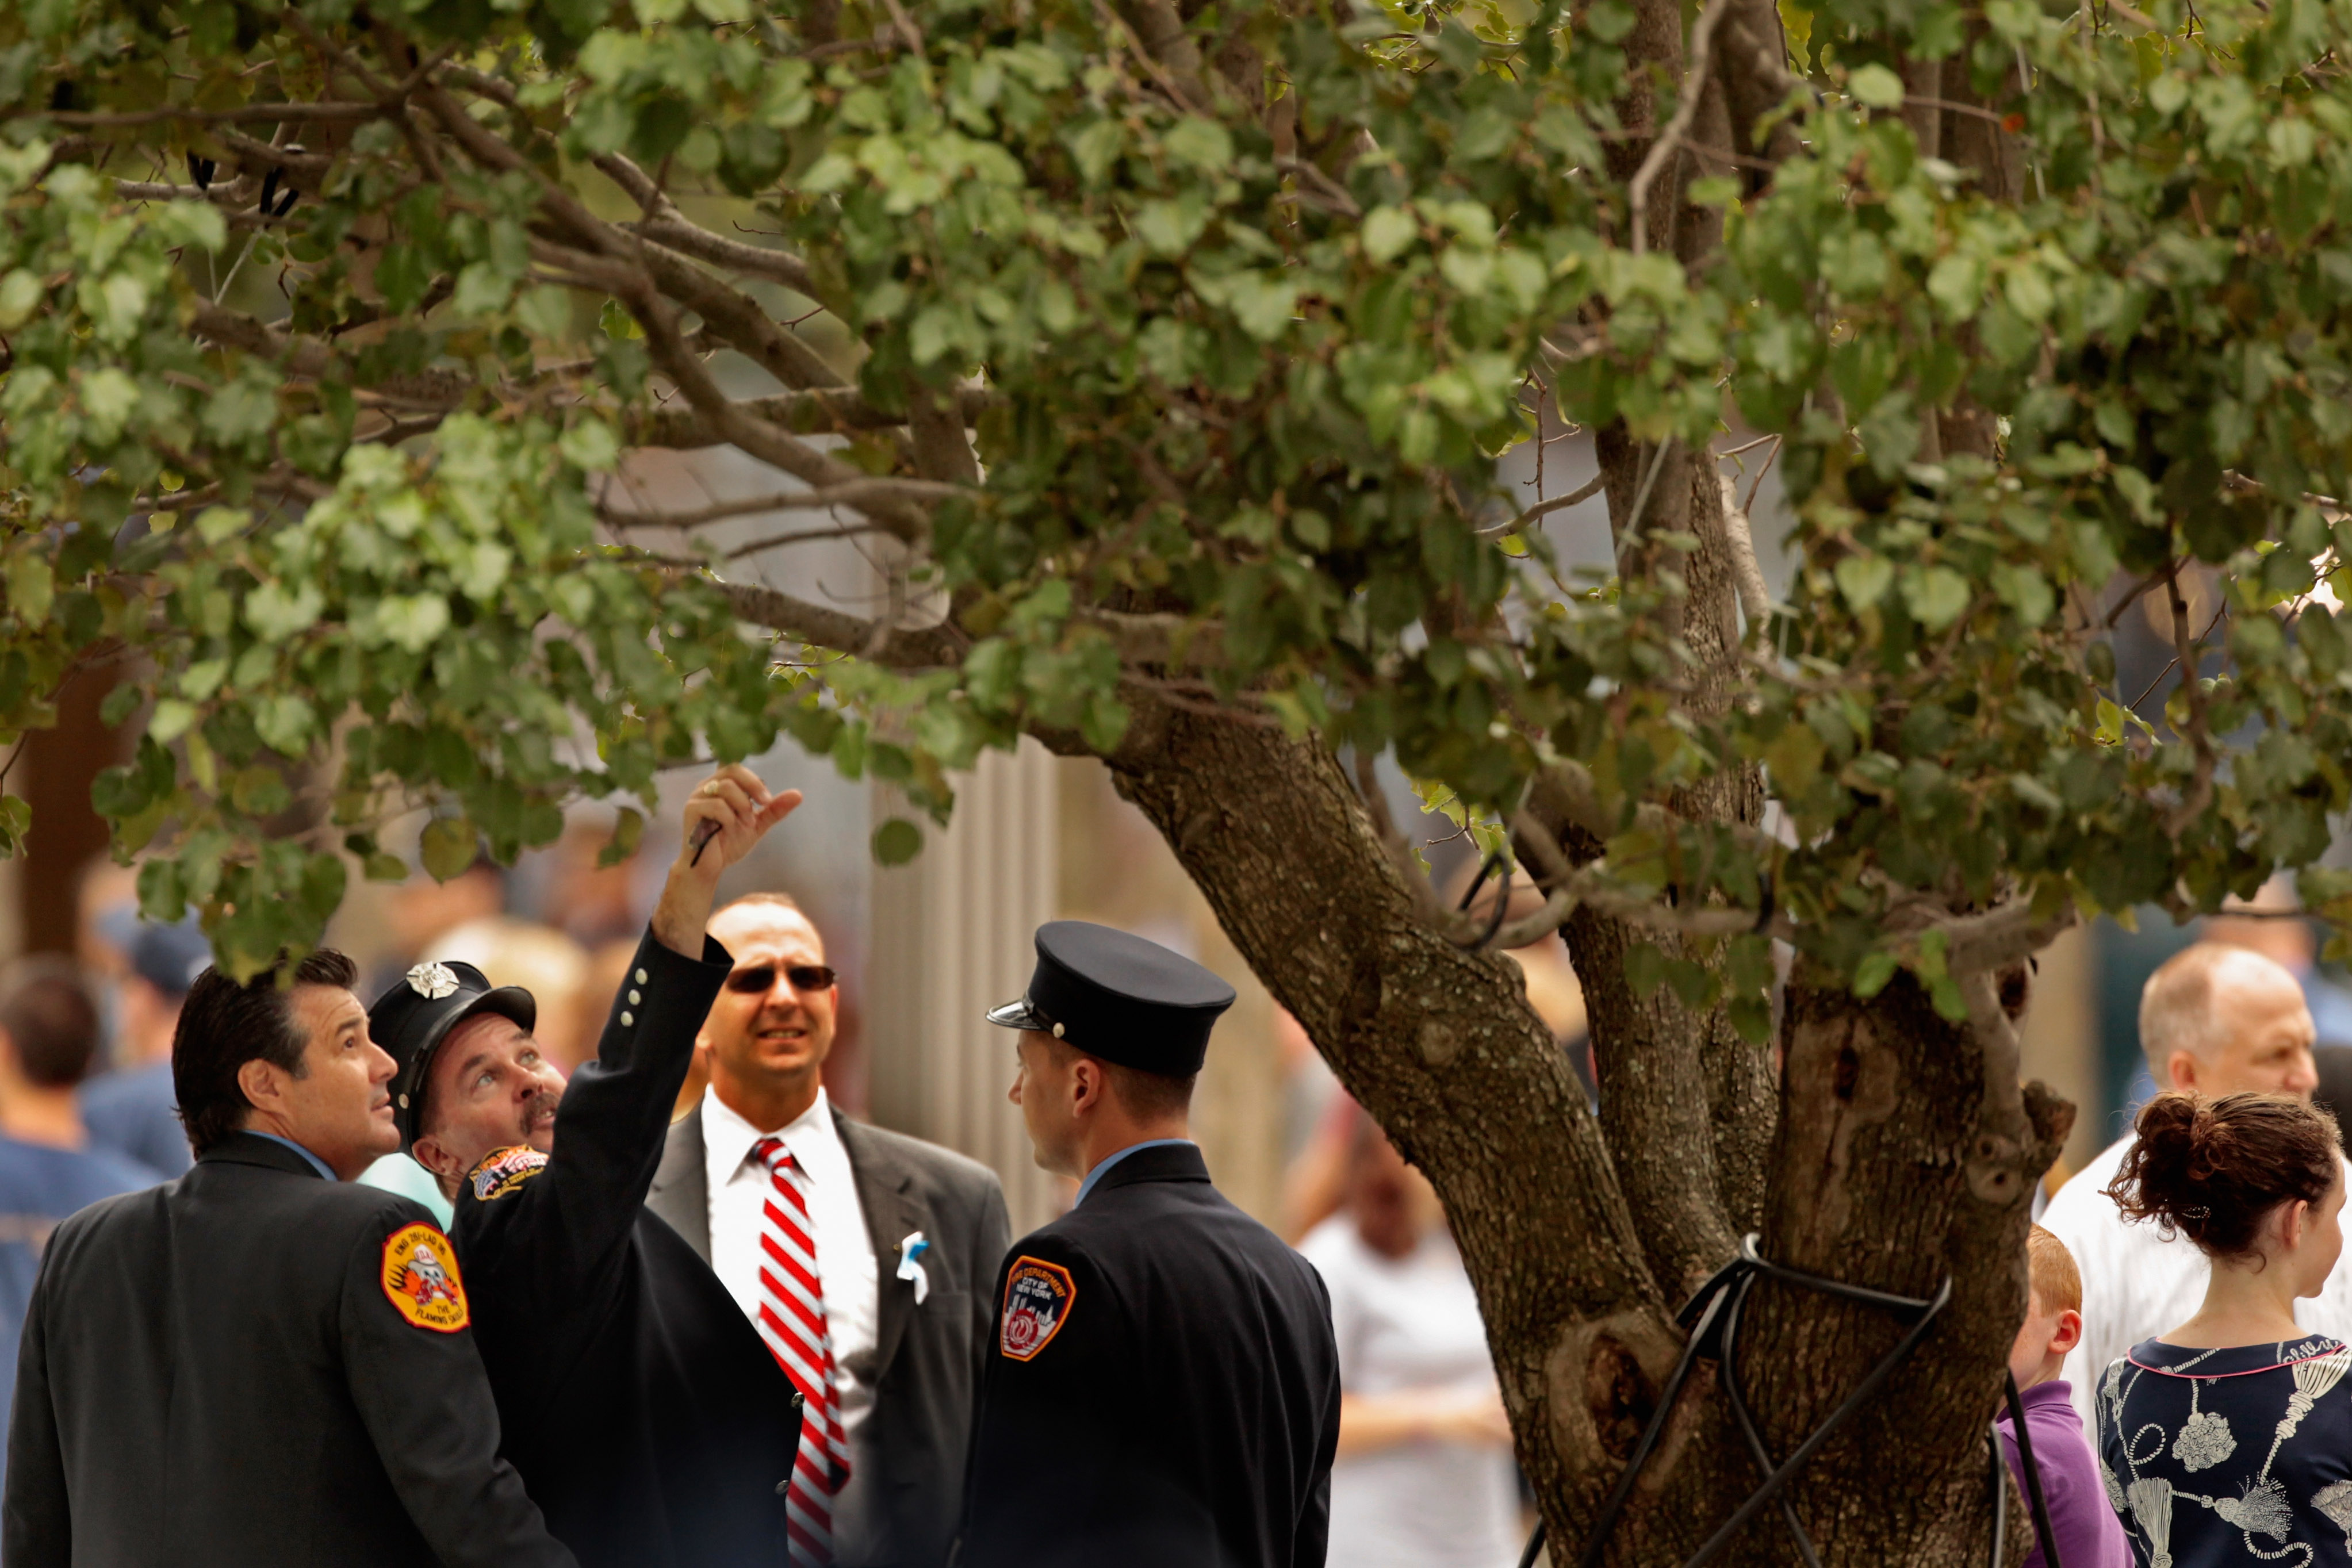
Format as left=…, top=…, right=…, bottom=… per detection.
left=754, top=1135, right=795, bottom=1175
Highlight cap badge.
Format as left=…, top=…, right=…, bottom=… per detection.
left=405, top=961, right=460, bottom=1000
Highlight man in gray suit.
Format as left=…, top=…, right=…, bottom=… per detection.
left=649, top=893, right=1009, bottom=1568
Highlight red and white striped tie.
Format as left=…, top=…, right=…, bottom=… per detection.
left=752, top=1135, right=852, bottom=1567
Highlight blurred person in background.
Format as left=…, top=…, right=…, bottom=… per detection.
left=367, top=856, right=507, bottom=999
left=1298, top=1110, right=1519, bottom=1568
left=0, top=959, right=162, bottom=1435
left=2039, top=941, right=2352, bottom=1429
left=538, top=818, right=653, bottom=950
left=78, top=918, right=209, bottom=1176
left=2202, top=876, right=2352, bottom=1048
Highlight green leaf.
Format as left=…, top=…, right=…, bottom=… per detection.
left=1362, top=206, right=1418, bottom=264
left=1847, top=63, right=1905, bottom=108
left=1899, top=565, right=1971, bottom=632
left=1623, top=941, right=1668, bottom=999
left=872, top=816, right=925, bottom=866
left=1834, top=555, right=1893, bottom=611
left=1853, top=953, right=1898, bottom=998
left=420, top=816, right=478, bottom=883
left=5, top=553, right=53, bottom=623
left=598, top=807, right=645, bottom=868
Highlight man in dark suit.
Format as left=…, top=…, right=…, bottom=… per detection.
left=960, top=921, right=1342, bottom=1568
left=649, top=892, right=1010, bottom=1568
left=3, top=946, right=570, bottom=1568
left=370, top=766, right=806, bottom=1568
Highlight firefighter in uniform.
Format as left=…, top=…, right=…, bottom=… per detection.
left=3, top=949, right=572, bottom=1568
left=960, top=921, right=1343, bottom=1567
left=366, top=766, right=805, bottom=1568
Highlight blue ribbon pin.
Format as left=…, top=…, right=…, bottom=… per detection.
left=897, top=1232, right=932, bottom=1305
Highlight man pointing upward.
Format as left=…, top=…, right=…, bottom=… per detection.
left=367, top=765, right=806, bottom=1568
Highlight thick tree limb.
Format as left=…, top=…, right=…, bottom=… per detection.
left=602, top=477, right=962, bottom=532
left=629, top=281, right=931, bottom=542
left=1715, top=471, right=1772, bottom=625
left=625, top=387, right=993, bottom=446
left=588, top=149, right=822, bottom=299
left=713, top=578, right=965, bottom=668
left=1627, top=0, right=1738, bottom=255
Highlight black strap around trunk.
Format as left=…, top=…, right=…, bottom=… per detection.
left=1503, top=1233, right=2062, bottom=1568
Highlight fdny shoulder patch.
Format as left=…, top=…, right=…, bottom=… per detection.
left=381, top=1222, right=471, bottom=1333
left=468, top=1144, right=547, bottom=1203
left=999, top=1255, right=1075, bottom=1361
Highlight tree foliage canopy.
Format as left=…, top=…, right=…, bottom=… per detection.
left=10, top=0, right=2352, bottom=1547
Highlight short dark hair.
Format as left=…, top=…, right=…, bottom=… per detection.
left=1043, top=1035, right=1195, bottom=1120
left=173, top=949, right=359, bottom=1157
left=0, top=959, right=102, bottom=1088
left=2107, top=1090, right=2342, bottom=1260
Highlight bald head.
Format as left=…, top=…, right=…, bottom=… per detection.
left=2140, top=943, right=2317, bottom=1099
left=700, top=894, right=837, bottom=1132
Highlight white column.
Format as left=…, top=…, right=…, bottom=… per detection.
left=864, top=739, right=1061, bottom=1234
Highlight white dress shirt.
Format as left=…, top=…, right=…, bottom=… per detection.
left=701, top=1084, right=880, bottom=1444
left=2039, top=1132, right=2352, bottom=1435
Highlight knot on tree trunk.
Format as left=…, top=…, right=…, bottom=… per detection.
left=1545, top=1309, right=1690, bottom=1485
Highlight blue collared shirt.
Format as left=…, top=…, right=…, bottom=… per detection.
left=247, top=1132, right=336, bottom=1182
left=1075, top=1138, right=1193, bottom=1207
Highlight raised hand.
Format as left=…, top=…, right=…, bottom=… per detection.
left=679, top=764, right=803, bottom=880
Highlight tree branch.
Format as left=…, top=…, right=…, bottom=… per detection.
left=1627, top=0, right=1737, bottom=255
left=629, top=282, right=934, bottom=543
left=623, top=386, right=992, bottom=446
left=2162, top=563, right=2218, bottom=835
left=713, top=578, right=964, bottom=668
left=600, top=478, right=962, bottom=534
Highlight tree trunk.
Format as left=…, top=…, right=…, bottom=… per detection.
left=1077, top=702, right=2071, bottom=1566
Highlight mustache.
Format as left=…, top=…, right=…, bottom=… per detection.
left=520, top=1087, right=561, bottom=1128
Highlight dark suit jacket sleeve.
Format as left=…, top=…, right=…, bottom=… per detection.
left=339, top=1212, right=576, bottom=1568
left=534, top=928, right=730, bottom=1274
left=1294, top=1267, right=1339, bottom=1568
left=967, top=1179, right=1010, bottom=1412
left=3, top=1245, right=67, bottom=1568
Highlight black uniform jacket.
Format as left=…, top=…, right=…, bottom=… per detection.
left=453, top=927, right=800, bottom=1568
left=959, top=1142, right=1341, bottom=1568
left=2, top=1132, right=570, bottom=1568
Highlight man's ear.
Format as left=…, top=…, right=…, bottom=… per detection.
left=2050, top=1307, right=2085, bottom=1356
left=235, top=1056, right=287, bottom=1117
left=409, top=1132, right=461, bottom=1184
left=1068, top=1055, right=1106, bottom=1117
left=2167, top=1050, right=2199, bottom=1092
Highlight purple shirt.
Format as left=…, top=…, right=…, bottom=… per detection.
left=1995, top=1379, right=2129, bottom=1568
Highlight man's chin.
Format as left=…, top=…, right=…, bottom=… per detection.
left=526, top=1122, right=557, bottom=1155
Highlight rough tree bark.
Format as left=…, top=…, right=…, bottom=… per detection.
left=1049, top=683, right=2066, bottom=1565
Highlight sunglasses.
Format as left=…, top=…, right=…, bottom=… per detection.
left=725, top=963, right=838, bottom=995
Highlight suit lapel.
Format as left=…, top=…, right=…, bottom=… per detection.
left=837, top=1112, right=928, bottom=1385
left=646, top=1106, right=713, bottom=1262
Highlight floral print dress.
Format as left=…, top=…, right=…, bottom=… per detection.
left=2101, top=1336, right=2352, bottom=1566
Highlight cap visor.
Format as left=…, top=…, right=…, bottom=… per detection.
left=985, top=996, right=1049, bottom=1032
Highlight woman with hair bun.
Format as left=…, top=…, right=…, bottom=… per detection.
left=2100, top=1091, right=2352, bottom=1565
